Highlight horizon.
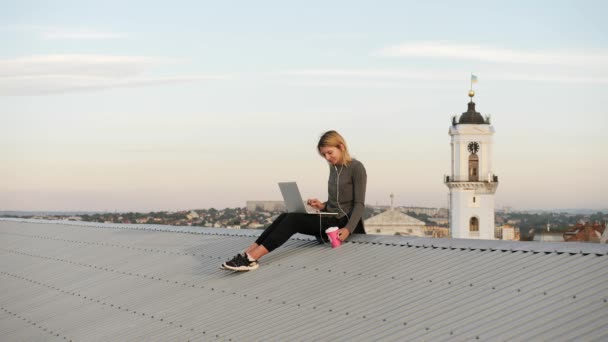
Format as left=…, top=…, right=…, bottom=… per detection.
left=2, top=1, right=607, bottom=212
left=2, top=206, right=608, bottom=215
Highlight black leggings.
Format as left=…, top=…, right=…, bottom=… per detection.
left=255, top=213, right=348, bottom=252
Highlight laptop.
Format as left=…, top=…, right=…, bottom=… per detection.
left=278, top=182, right=338, bottom=215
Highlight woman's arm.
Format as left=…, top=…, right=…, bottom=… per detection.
left=343, top=162, right=367, bottom=234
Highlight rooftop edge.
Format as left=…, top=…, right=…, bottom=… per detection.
left=2, top=218, right=607, bottom=256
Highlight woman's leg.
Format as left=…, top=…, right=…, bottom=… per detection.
left=224, top=214, right=344, bottom=270
left=247, top=244, right=269, bottom=260
left=255, top=213, right=337, bottom=255
left=253, top=213, right=287, bottom=247
left=223, top=213, right=287, bottom=267
left=245, top=214, right=346, bottom=256
left=243, top=243, right=259, bottom=255
left=295, top=215, right=345, bottom=238
left=247, top=215, right=342, bottom=259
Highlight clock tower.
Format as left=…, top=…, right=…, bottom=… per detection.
left=445, top=90, right=498, bottom=239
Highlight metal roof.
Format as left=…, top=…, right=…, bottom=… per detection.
left=1, top=218, right=607, bottom=341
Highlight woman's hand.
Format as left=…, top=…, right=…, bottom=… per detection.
left=306, top=198, right=325, bottom=210
left=338, top=228, right=350, bottom=241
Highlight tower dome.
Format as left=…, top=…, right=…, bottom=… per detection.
left=454, top=91, right=489, bottom=125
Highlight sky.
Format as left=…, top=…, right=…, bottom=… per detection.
left=1, top=0, right=607, bottom=212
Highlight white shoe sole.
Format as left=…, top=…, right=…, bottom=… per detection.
left=223, top=263, right=259, bottom=271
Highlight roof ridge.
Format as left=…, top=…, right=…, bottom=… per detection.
left=2, top=218, right=608, bottom=255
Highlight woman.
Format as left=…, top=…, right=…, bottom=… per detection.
left=222, top=130, right=367, bottom=271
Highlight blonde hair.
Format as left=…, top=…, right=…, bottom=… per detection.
left=317, top=130, right=352, bottom=165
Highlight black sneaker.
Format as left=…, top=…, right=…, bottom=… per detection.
left=220, top=252, right=244, bottom=270
left=222, top=253, right=259, bottom=271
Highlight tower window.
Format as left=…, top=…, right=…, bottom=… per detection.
left=473, top=197, right=476, bottom=203
left=468, top=153, right=479, bottom=181
left=470, top=217, right=479, bottom=232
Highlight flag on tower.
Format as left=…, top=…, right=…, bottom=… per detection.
left=471, top=74, right=478, bottom=83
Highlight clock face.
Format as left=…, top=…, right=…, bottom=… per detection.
left=468, top=142, right=480, bottom=154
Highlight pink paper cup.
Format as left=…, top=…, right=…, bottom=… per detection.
left=325, top=227, right=342, bottom=248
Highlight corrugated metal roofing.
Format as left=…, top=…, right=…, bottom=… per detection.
left=1, top=218, right=607, bottom=341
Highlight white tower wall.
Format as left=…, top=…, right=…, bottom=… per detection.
left=446, top=97, right=498, bottom=240
left=450, top=190, right=496, bottom=239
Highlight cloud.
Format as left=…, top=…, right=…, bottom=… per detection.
left=487, top=72, right=608, bottom=84
left=284, top=79, right=402, bottom=88
left=375, top=42, right=608, bottom=67
left=0, top=55, right=166, bottom=78
left=308, top=33, right=368, bottom=40
left=281, top=68, right=460, bottom=88
left=283, top=68, right=463, bottom=80
left=281, top=68, right=608, bottom=87
left=41, top=29, right=127, bottom=40
left=0, top=55, right=227, bottom=95
left=5, top=25, right=127, bottom=40
left=0, top=75, right=227, bottom=96
left=285, top=42, right=608, bottom=86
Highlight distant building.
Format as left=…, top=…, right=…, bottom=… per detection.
left=534, top=230, right=564, bottom=242
left=428, top=217, right=449, bottom=226
left=495, top=215, right=505, bottom=224
left=424, top=226, right=450, bottom=238
left=246, top=222, right=265, bottom=229
left=563, top=222, right=605, bottom=243
left=365, top=208, right=426, bottom=237
left=501, top=226, right=516, bottom=241
left=495, top=224, right=519, bottom=240
left=246, top=201, right=286, bottom=212
left=445, top=88, right=498, bottom=240
left=186, top=211, right=199, bottom=220
left=500, top=206, right=513, bottom=214
left=436, top=208, right=449, bottom=218
left=400, top=207, right=440, bottom=216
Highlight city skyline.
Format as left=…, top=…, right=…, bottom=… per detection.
left=2, top=1, right=607, bottom=211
